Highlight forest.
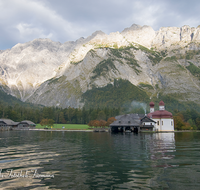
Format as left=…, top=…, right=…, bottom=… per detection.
left=1, top=100, right=200, bottom=130
left=0, top=101, right=120, bottom=125
left=1, top=81, right=200, bottom=130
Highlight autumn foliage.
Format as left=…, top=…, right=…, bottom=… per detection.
left=174, top=113, right=192, bottom=130
left=88, top=117, right=116, bottom=128
left=40, top=118, right=55, bottom=127
left=106, top=117, right=116, bottom=126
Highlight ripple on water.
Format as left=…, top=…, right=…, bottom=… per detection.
left=0, top=131, right=200, bottom=189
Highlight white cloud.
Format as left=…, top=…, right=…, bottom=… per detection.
left=0, top=0, right=200, bottom=49
left=16, top=23, right=53, bottom=39
left=127, top=1, right=166, bottom=30
left=0, top=0, right=84, bottom=48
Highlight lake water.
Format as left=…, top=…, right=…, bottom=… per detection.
left=0, top=131, right=200, bottom=189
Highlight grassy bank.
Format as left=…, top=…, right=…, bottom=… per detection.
left=36, top=124, right=91, bottom=130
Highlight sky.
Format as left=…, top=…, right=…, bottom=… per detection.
left=0, top=0, right=200, bottom=50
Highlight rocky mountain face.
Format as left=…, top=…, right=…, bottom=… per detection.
left=1, top=24, right=200, bottom=108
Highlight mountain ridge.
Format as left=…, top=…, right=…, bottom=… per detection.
left=1, top=24, right=200, bottom=108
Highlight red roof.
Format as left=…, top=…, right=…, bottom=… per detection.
left=147, top=110, right=173, bottom=119
left=149, top=101, right=155, bottom=107
left=159, top=101, right=165, bottom=106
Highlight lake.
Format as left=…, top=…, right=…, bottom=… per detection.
left=0, top=131, right=200, bottom=189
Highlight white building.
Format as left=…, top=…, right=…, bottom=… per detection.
left=147, top=101, right=174, bottom=131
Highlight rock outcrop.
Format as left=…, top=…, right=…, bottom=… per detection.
left=1, top=24, right=200, bottom=108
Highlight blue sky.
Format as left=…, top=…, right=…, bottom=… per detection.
left=0, top=0, right=200, bottom=50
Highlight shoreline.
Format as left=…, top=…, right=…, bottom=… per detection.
left=1, top=128, right=199, bottom=133
left=29, top=129, right=94, bottom=132
left=28, top=129, right=200, bottom=133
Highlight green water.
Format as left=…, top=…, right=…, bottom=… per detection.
left=0, top=131, right=200, bottom=189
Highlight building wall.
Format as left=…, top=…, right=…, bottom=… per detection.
left=142, top=122, right=155, bottom=126
left=154, top=118, right=174, bottom=131
left=142, top=120, right=157, bottom=131
left=140, top=127, right=153, bottom=131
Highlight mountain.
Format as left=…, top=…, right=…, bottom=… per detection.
left=0, top=86, right=42, bottom=108
left=1, top=24, right=200, bottom=109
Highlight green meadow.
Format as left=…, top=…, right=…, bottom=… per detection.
left=36, top=124, right=91, bottom=130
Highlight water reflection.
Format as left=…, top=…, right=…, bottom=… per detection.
left=0, top=131, right=200, bottom=189
left=150, top=133, right=176, bottom=162
left=103, top=133, right=177, bottom=189
left=0, top=131, right=177, bottom=189
left=0, top=131, right=58, bottom=189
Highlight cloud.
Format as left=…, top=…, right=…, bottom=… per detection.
left=0, top=0, right=82, bottom=49
left=16, top=23, right=53, bottom=39
left=0, top=0, right=200, bottom=50
left=127, top=1, right=165, bottom=29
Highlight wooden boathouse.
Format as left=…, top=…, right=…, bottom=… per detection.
left=110, top=114, right=144, bottom=133
left=0, top=118, right=36, bottom=130
left=109, top=114, right=156, bottom=133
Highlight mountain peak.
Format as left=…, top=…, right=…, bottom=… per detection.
left=121, top=24, right=149, bottom=33
left=130, top=24, right=142, bottom=29
left=91, top=30, right=106, bottom=37
left=1, top=24, right=200, bottom=108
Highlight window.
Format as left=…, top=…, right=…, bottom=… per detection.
left=157, top=121, right=159, bottom=125
left=162, top=121, right=163, bottom=125
left=171, top=121, right=173, bottom=126
left=119, top=121, right=121, bottom=123
left=128, top=121, right=130, bottom=124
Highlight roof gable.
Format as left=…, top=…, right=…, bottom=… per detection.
left=141, top=116, right=156, bottom=123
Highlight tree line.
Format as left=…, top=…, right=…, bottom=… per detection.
left=173, top=109, right=200, bottom=130
left=2, top=101, right=200, bottom=130
left=0, top=102, right=120, bottom=124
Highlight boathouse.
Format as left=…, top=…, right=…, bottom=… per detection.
left=110, top=114, right=145, bottom=132
left=0, top=118, right=36, bottom=130
left=18, top=120, right=36, bottom=128
left=0, top=119, right=19, bottom=130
